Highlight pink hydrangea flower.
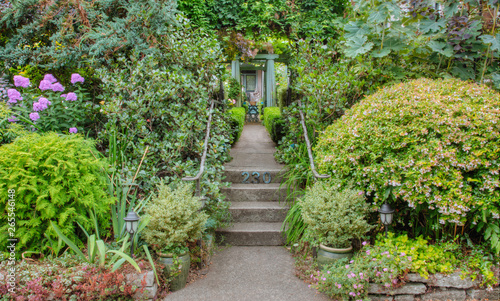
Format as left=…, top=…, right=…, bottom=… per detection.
left=7, top=89, right=22, bottom=103
left=61, top=94, right=67, bottom=98
left=8, top=116, right=18, bottom=122
left=30, top=112, right=40, bottom=121
left=66, top=92, right=77, bottom=101
left=39, top=80, right=52, bottom=91
left=71, top=73, right=84, bottom=84
left=51, top=83, right=65, bottom=92
left=43, top=74, right=58, bottom=83
left=69, top=127, right=78, bottom=134
left=14, top=75, right=30, bottom=87
left=362, top=241, right=368, bottom=246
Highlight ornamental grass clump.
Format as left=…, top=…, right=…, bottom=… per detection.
left=314, top=78, right=500, bottom=252
left=0, top=133, right=113, bottom=255
left=142, top=182, right=208, bottom=253
left=301, top=181, right=373, bottom=248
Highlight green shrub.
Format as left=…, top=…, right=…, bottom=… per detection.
left=0, top=133, right=113, bottom=254
left=228, top=107, right=245, bottom=144
left=142, top=182, right=208, bottom=252
left=314, top=78, right=500, bottom=252
left=263, top=107, right=286, bottom=143
left=300, top=181, right=373, bottom=248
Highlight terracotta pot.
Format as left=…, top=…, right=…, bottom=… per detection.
left=157, top=252, right=190, bottom=292
left=317, top=244, right=353, bottom=270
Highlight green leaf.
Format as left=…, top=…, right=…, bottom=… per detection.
left=451, top=65, right=475, bottom=80
left=50, top=221, right=88, bottom=263
left=344, top=21, right=370, bottom=39
left=143, top=245, right=160, bottom=286
left=344, top=35, right=374, bottom=58
left=480, top=34, right=500, bottom=52
left=108, top=250, right=141, bottom=272
left=88, top=234, right=96, bottom=264
left=420, top=19, right=446, bottom=34
left=491, top=73, right=500, bottom=89
left=384, top=37, right=406, bottom=52
left=428, top=41, right=454, bottom=57
left=96, top=240, right=107, bottom=267
left=372, top=48, right=391, bottom=58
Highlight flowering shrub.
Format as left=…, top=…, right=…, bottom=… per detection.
left=315, top=241, right=411, bottom=300
left=313, top=234, right=499, bottom=300
left=0, top=133, right=113, bottom=254
left=314, top=78, right=500, bottom=252
left=301, top=181, right=373, bottom=248
left=6, top=73, right=88, bottom=134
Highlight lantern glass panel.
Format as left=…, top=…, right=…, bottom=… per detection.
left=132, top=221, right=138, bottom=233
left=385, top=213, right=393, bottom=225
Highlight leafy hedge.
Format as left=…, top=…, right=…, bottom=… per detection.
left=229, top=107, right=245, bottom=144
left=0, top=102, right=25, bottom=145
left=0, top=133, right=113, bottom=254
left=314, top=78, right=500, bottom=252
left=263, top=107, right=285, bottom=144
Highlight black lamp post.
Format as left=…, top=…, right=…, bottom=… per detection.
left=123, top=210, right=140, bottom=256
left=379, top=203, right=395, bottom=238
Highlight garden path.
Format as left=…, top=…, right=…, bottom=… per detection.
left=166, top=124, right=329, bottom=300
left=164, top=246, right=330, bottom=301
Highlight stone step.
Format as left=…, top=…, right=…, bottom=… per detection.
left=229, top=202, right=289, bottom=223
left=224, top=167, right=286, bottom=184
left=222, top=183, right=287, bottom=202
left=216, top=222, right=286, bottom=246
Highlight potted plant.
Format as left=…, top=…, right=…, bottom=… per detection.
left=301, top=181, right=373, bottom=269
left=142, top=182, right=208, bottom=291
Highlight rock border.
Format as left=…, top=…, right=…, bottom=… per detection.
left=368, top=272, right=499, bottom=301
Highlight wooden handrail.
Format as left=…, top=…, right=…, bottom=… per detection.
left=297, top=99, right=330, bottom=179
left=182, top=99, right=215, bottom=196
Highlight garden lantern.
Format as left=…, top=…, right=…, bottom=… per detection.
left=379, top=203, right=394, bottom=238
left=124, top=210, right=140, bottom=256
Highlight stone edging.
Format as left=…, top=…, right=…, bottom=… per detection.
left=368, top=272, right=500, bottom=301
left=126, top=270, right=158, bottom=300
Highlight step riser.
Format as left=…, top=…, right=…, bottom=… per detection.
left=223, top=188, right=287, bottom=202
left=229, top=208, right=287, bottom=223
left=224, top=170, right=285, bottom=184
left=216, top=231, right=285, bottom=246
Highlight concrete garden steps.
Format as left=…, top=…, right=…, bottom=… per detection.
left=216, top=124, right=288, bottom=246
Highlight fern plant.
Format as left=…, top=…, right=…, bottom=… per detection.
left=0, top=132, right=113, bottom=255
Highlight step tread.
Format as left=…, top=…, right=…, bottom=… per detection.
left=218, top=222, right=283, bottom=232
left=225, top=167, right=285, bottom=172
left=224, top=183, right=282, bottom=189
left=229, top=201, right=288, bottom=209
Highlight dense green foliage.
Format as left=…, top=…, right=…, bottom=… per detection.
left=228, top=107, right=245, bottom=144
left=0, top=0, right=177, bottom=72
left=301, top=181, right=373, bottom=248
left=177, top=0, right=347, bottom=39
left=0, top=133, right=113, bottom=254
left=142, top=182, right=208, bottom=252
left=315, top=78, right=500, bottom=253
left=263, top=107, right=285, bottom=143
left=0, top=102, right=25, bottom=145
left=340, top=0, right=500, bottom=87
left=96, top=21, right=230, bottom=195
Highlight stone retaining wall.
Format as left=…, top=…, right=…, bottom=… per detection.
left=126, top=270, right=158, bottom=300
left=369, top=272, right=499, bottom=301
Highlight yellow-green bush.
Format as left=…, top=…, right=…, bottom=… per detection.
left=263, top=107, right=285, bottom=143
left=142, top=182, right=208, bottom=252
left=0, top=133, right=113, bottom=254
left=229, top=107, right=245, bottom=144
